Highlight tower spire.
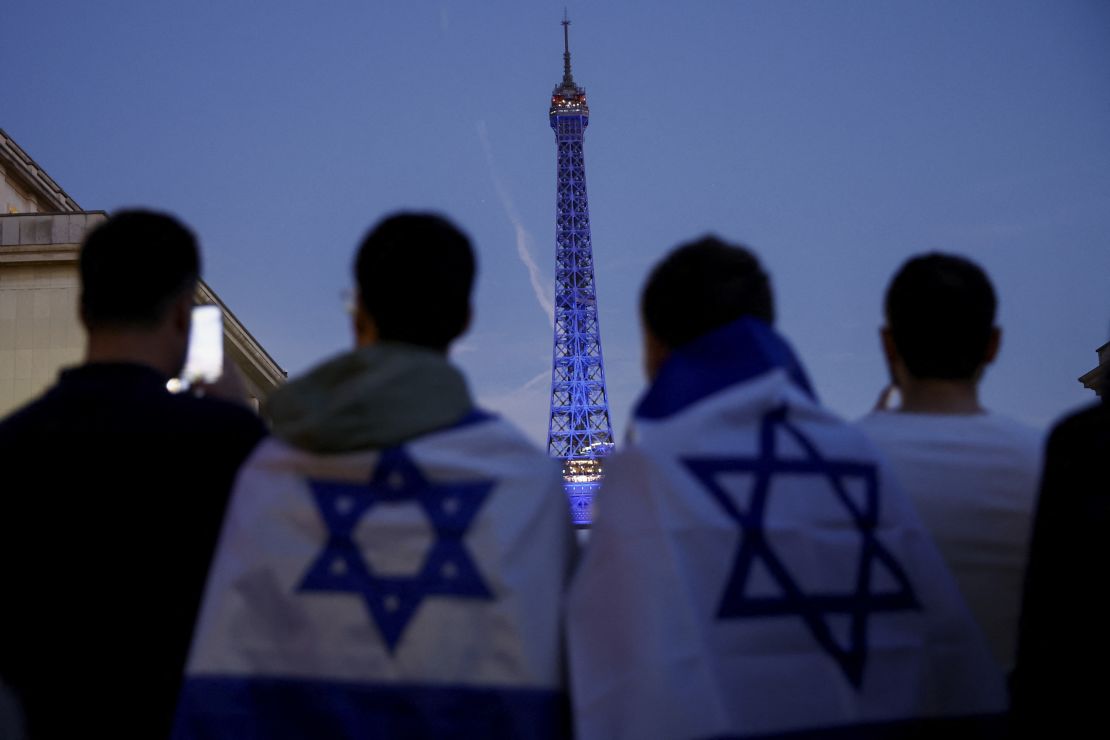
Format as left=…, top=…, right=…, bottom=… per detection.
left=562, top=11, right=574, bottom=86
left=550, top=12, right=587, bottom=117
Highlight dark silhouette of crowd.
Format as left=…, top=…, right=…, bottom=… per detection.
left=0, top=210, right=1104, bottom=739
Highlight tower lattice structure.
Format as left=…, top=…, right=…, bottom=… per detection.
left=546, top=16, right=614, bottom=526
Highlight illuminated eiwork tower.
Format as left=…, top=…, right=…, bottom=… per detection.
left=546, top=16, right=614, bottom=526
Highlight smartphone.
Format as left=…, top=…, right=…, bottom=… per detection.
left=180, top=304, right=224, bottom=388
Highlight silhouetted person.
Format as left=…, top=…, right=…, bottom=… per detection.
left=0, top=679, right=24, bottom=740
left=0, top=211, right=266, bottom=737
left=566, top=237, right=1006, bottom=739
left=1010, top=393, right=1110, bottom=737
left=173, top=213, right=574, bottom=739
left=858, top=253, right=1042, bottom=676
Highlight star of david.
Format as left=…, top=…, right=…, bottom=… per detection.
left=683, top=405, right=920, bottom=687
left=299, top=446, right=494, bottom=652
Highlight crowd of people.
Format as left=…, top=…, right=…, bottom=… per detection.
left=0, top=209, right=1105, bottom=739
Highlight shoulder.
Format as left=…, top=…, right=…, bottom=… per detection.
left=0, top=401, right=39, bottom=440
left=1044, top=403, right=1109, bottom=462
left=253, top=410, right=557, bottom=481
left=626, top=397, right=888, bottom=489
left=1048, top=403, right=1108, bottom=441
left=160, top=393, right=268, bottom=453
left=0, top=387, right=62, bottom=446
left=859, top=410, right=1041, bottom=452
left=855, top=411, right=926, bottom=446
left=979, top=411, right=1045, bottom=457
left=415, top=413, right=565, bottom=493
left=423, top=411, right=553, bottom=462
left=855, top=410, right=901, bottom=434
left=171, top=392, right=265, bottom=427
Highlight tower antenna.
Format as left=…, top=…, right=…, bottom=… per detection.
left=562, top=10, right=574, bottom=85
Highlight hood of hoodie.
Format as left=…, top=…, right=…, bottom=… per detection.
left=264, top=342, right=474, bottom=454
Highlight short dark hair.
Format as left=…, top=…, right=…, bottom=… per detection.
left=641, top=235, right=774, bottom=350
left=355, top=213, right=475, bottom=350
left=80, top=210, right=200, bottom=329
left=885, top=252, right=997, bottom=380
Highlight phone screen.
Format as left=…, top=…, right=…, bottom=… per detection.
left=180, top=305, right=223, bottom=388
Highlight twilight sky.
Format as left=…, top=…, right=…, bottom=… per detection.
left=4, top=0, right=1108, bottom=445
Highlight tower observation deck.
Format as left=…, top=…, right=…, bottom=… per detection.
left=546, top=16, right=615, bottom=526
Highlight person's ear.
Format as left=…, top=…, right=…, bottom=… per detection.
left=880, top=326, right=908, bottom=387
left=353, top=295, right=379, bottom=348
left=880, top=326, right=896, bottom=365
left=460, top=304, right=472, bottom=338
left=643, top=327, right=670, bottom=381
left=172, top=292, right=192, bottom=337
left=983, top=326, right=1001, bottom=365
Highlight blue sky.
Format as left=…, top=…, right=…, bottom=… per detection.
left=4, top=0, right=1108, bottom=444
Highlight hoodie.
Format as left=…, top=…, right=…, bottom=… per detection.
left=264, top=342, right=474, bottom=454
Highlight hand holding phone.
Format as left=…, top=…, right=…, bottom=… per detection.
left=179, top=305, right=224, bottom=389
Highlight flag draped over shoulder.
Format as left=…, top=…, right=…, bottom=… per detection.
left=566, top=318, right=1006, bottom=740
left=174, top=414, right=574, bottom=740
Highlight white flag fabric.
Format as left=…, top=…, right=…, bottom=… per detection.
left=174, top=413, right=575, bottom=739
left=566, top=318, right=1007, bottom=740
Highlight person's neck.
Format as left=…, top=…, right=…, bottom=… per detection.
left=896, top=377, right=984, bottom=414
left=85, top=332, right=177, bottom=379
left=355, top=337, right=449, bottom=356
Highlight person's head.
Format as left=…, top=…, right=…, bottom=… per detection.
left=353, top=212, right=475, bottom=352
left=881, top=252, right=999, bottom=385
left=640, top=235, right=774, bottom=378
left=79, top=210, right=200, bottom=373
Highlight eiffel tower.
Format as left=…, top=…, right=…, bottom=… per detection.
left=546, top=15, right=614, bottom=526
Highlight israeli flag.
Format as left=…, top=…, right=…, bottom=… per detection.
left=174, top=414, right=575, bottom=739
left=566, top=319, right=1006, bottom=739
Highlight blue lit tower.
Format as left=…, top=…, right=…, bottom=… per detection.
left=546, top=16, right=614, bottom=526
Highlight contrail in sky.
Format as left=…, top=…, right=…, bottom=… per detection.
left=521, top=369, right=550, bottom=391
left=476, top=120, right=555, bottom=325
left=438, top=2, right=450, bottom=33
left=477, top=369, right=552, bottom=448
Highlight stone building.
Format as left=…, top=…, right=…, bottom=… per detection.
left=0, top=128, right=284, bottom=416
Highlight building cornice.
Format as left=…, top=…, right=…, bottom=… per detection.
left=0, top=129, right=82, bottom=212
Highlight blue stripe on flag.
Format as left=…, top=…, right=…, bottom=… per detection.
left=173, top=676, right=569, bottom=740
left=707, top=711, right=1007, bottom=739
